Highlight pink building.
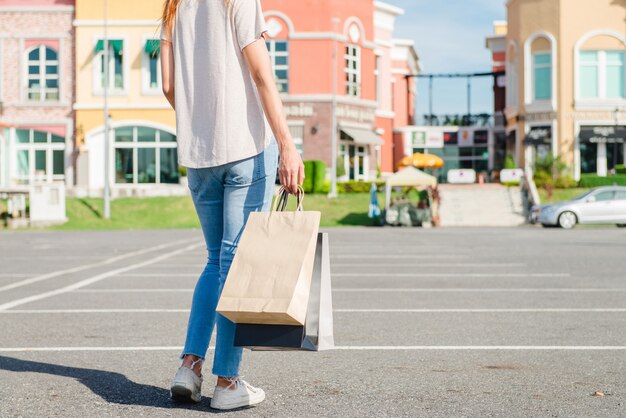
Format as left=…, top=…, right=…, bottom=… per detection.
left=0, top=0, right=75, bottom=188
left=263, top=0, right=419, bottom=179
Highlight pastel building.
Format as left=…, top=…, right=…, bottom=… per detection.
left=74, top=0, right=179, bottom=196
left=0, top=0, right=75, bottom=188
left=500, top=0, right=626, bottom=179
left=261, top=0, right=419, bottom=180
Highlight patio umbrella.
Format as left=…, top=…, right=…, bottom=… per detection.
left=397, top=153, right=444, bottom=170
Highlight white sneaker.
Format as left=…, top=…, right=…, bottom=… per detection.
left=210, top=378, right=266, bottom=410
left=170, top=366, right=203, bottom=403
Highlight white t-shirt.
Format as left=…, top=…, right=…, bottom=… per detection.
left=161, top=0, right=272, bottom=168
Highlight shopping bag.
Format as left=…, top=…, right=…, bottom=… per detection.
left=233, top=232, right=334, bottom=351
left=217, top=187, right=321, bottom=326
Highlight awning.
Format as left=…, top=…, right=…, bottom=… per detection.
left=579, top=125, right=626, bottom=144
left=525, top=126, right=552, bottom=146
left=144, top=39, right=161, bottom=56
left=94, top=40, right=123, bottom=56
left=340, top=127, right=384, bottom=146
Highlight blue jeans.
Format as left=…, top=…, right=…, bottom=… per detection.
left=181, top=139, right=278, bottom=377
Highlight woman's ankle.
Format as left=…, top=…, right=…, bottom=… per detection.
left=216, top=376, right=238, bottom=389
left=181, top=354, right=203, bottom=377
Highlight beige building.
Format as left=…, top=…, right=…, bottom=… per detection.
left=503, top=0, right=626, bottom=180
left=74, top=0, right=179, bottom=197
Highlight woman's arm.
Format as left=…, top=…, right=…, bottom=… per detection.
left=242, top=39, right=304, bottom=195
left=161, top=38, right=175, bottom=110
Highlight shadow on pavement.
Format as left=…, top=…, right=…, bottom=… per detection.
left=0, top=355, right=245, bottom=413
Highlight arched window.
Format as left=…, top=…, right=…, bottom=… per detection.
left=27, top=46, right=59, bottom=101
left=576, top=33, right=626, bottom=101
left=524, top=32, right=556, bottom=108
left=113, top=126, right=179, bottom=185
left=345, top=19, right=364, bottom=98
left=264, top=14, right=292, bottom=93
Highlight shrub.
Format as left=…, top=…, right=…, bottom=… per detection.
left=554, top=175, right=577, bottom=189
left=337, top=180, right=386, bottom=193
left=312, top=160, right=327, bottom=193
left=616, top=164, right=626, bottom=175
left=533, top=171, right=553, bottom=189
left=504, top=154, right=516, bottom=169
left=178, top=165, right=187, bottom=177
left=302, top=161, right=315, bottom=193
left=579, top=174, right=626, bottom=188
left=318, top=180, right=331, bottom=194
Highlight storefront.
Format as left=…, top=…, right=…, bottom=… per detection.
left=284, top=100, right=381, bottom=181
left=397, top=126, right=492, bottom=183
left=524, top=125, right=552, bottom=170
left=0, top=126, right=70, bottom=187
left=578, top=125, right=626, bottom=176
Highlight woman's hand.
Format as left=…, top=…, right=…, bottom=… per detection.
left=279, top=144, right=304, bottom=195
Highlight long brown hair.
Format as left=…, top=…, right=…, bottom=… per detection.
left=161, top=0, right=232, bottom=33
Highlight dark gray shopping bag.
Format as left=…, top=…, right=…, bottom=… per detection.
left=233, top=233, right=334, bottom=351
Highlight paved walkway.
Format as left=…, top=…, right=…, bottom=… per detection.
left=0, top=227, right=625, bottom=417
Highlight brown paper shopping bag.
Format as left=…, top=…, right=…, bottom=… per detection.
left=233, top=232, right=335, bottom=351
left=217, top=187, right=321, bottom=326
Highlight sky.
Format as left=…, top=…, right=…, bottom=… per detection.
left=389, top=0, right=507, bottom=124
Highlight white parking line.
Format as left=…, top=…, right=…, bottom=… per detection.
left=118, top=273, right=199, bottom=278
left=333, top=273, right=571, bottom=278
left=332, top=263, right=527, bottom=268
left=1, top=345, right=626, bottom=352
left=333, top=288, right=626, bottom=292
left=335, top=308, right=626, bottom=313
left=2, top=308, right=626, bottom=314
left=0, top=239, right=196, bottom=293
left=0, top=242, right=203, bottom=311
left=332, top=255, right=471, bottom=259
left=0, top=274, right=34, bottom=277
left=70, top=287, right=626, bottom=293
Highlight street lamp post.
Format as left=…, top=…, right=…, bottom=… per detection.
left=329, top=17, right=340, bottom=199
left=103, top=0, right=111, bottom=219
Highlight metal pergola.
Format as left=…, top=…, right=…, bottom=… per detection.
left=405, top=70, right=505, bottom=125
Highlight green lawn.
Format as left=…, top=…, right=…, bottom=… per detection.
left=14, top=192, right=380, bottom=230
left=538, top=188, right=590, bottom=204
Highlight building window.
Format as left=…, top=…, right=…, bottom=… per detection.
left=345, top=44, right=361, bottom=97
left=580, top=50, right=625, bottom=99
left=533, top=52, right=552, bottom=101
left=95, top=39, right=124, bottom=93
left=266, top=40, right=289, bottom=93
left=142, top=39, right=162, bottom=94
left=26, top=45, right=59, bottom=102
left=14, top=128, right=65, bottom=184
left=288, top=124, right=304, bottom=156
left=113, top=126, right=179, bottom=185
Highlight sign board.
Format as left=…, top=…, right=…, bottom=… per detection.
left=411, top=131, right=444, bottom=148
left=579, top=125, right=626, bottom=144
left=525, top=126, right=552, bottom=145
left=447, top=169, right=476, bottom=184
left=500, top=169, right=524, bottom=184
left=458, top=129, right=474, bottom=146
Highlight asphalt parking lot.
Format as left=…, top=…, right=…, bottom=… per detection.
left=0, top=227, right=625, bottom=417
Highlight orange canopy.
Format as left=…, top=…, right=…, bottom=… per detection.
left=397, top=153, right=444, bottom=169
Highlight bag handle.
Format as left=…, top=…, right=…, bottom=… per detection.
left=272, top=186, right=305, bottom=212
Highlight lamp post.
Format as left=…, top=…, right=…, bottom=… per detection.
left=103, top=0, right=111, bottom=219
left=328, top=17, right=340, bottom=199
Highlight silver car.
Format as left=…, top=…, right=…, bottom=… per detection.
left=536, top=186, right=626, bottom=229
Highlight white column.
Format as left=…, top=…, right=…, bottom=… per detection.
left=597, top=142, right=608, bottom=177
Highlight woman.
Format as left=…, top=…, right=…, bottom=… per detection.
left=160, top=0, right=304, bottom=410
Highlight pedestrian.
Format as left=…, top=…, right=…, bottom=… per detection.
left=160, top=0, right=304, bottom=410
